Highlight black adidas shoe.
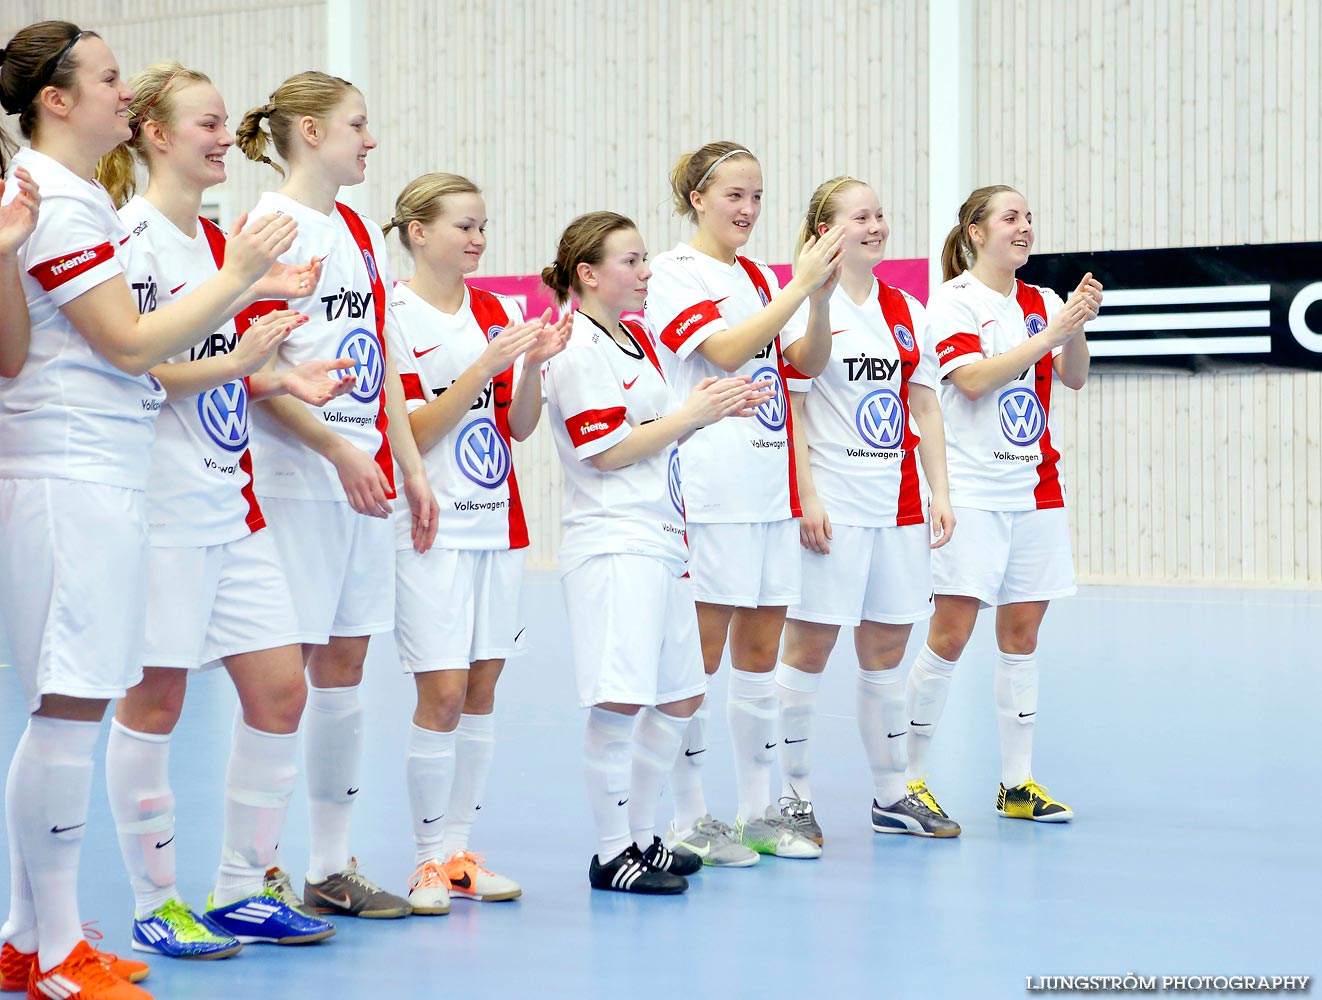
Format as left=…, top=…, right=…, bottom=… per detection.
left=588, top=844, right=687, bottom=894
left=641, top=836, right=702, bottom=876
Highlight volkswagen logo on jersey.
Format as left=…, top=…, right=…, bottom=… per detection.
left=197, top=380, right=249, bottom=453
left=892, top=324, right=915, bottom=351
left=667, top=448, right=684, bottom=515
left=998, top=387, right=1046, bottom=445
left=752, top=366, right=786, bottom=431
left=362, top=249, right=378, bottom=285
left=336, top=329, right=385, bottom=403
left=855, top=388, right=905, bottom=449
left=455, top=418, right=511, bottom=488
left=1025, top=313, right=1047, bottom=336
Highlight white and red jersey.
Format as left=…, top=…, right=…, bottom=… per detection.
left=785, top=280, right=937, bottom=527
left=544, top=312, right=687, bottom=575
left=929, top=270, right=1066, bottom=511
left=246, top=192, right=394, bottom=502
left=644, top=243, right=803, bottom=524
left=389, top=282, right=529, bottom=551
left=118, top=196, right=264, bottom=547
left=0, top=148, right=165, bottom=489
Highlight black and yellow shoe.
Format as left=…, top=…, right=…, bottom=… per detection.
left=996, top=779, right=1074, bottom=822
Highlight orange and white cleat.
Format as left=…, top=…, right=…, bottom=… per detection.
left=441, top=851, right=521, bottom=902
left=25, top=940, right=152, bottom=1000
left=405, top=859, right=451, bottom=916
left=1, top=939, right=149, bottom=993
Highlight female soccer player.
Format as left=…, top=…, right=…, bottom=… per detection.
left=907, top=185, right=1101, bottom=824
left=236, top=70, right=437, bottom=918
left=382, top=172, right=568, bottom=912
left=543, top=212, right=770, bottom=892
left=645, top=141, right=842, bottom=861
left=96, top=62, right=349, bottom=958
left=0, top=21, right=303, bottom=999
left=775, top=177, right=959, bottom=844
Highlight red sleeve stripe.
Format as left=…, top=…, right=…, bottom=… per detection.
left=28, top=242, right=115, bottom=291
left=660, top=301, right=722, bottom=353
left=566, top=406, right=627, bottom=448
left=936, top=332, right=982, bottom=365
left=400, top=373, right=425, bottom=401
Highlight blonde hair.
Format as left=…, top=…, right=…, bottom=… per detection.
left=382, top=172, right=481, bottom=253
left=236, top=70, right=357, bottom=177
left=941, top=184, right=1019, bottom=281
left=541, top=212, right=637, bottom=307
left=795, top=175, right=866, bottom=255
left=668, top=141, right=758, bottom=222
left=0, top=20, right=100, bottom=172
left=95, top=62, right=211, bottom=208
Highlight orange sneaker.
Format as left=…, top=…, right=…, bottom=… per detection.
left=440, top=851, right=521, bottom=902
left=1, top=940, right=149, bottom=993
left=26, top=940, right=152, bottom=1000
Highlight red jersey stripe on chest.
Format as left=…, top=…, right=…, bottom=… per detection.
left=623, top=319, right=666, bottom=380
left=877, top=283, right=924, bottom=525
left=1015, top=280, right=1063, bottom=509
left=470, top=286, right=529, bottom=547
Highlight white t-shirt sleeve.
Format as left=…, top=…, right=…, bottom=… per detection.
left=647, top=255, right=728, bottom=360
left=548, top=346, right=631, bottom=461
left=929, top=290, right=984, bottom=380
left=907, top=296, right=939, bottom=392
left=22, top=191, right=124, bottom=307
left=386, top=298, right=427, bottom=414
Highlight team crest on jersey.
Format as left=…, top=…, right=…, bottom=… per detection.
left=362, top=249, right=378, bottom=285
left=892, top=324, right=915, bottom=351
left=855, top=388, right=905, bottom=450
left=998, top=387, right=1046, bottom=445
left=335, top=329, right=386, bottom=402
left=487, top=325, right=505, bottom=341
left=757, top=287, right=770, bottom=306
left=197, top=381, right=249, bottom=453
left=667, top=449, right=684, bottom=515
left=455, top=418, right=511, bottom=488
left=1025, top=313, right=1047, bottom=336
left=751, top=366, right=786, bottom=431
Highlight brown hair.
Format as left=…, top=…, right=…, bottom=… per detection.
left=941, top=184, right=1018, bottom=282
left=95, top=62, right=212, bottom=208
left=236, top=70, right=356, bottom=177
left=541, top=211, right=637, bottom=306
left=796, top=175, right=866, bottom=255
left=668, top=141, right=758, bottom=223
left=382, top=172, right=481, bottom=253
left=0, top=21, right=102, bottom=172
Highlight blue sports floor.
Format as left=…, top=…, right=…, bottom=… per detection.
left=2, top=576, right=1318, bottom=998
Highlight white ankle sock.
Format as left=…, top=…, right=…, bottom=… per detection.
left=995, top=650, right=1038, bottom=787
left=105, top=719, right=177, bottom=917
left=904, top=645, right=957, bottom=780
left=727, top=667, right=778, bottom=821
left=628, top=708, right=688, bottom=847
left=856, top=666, right=910, bottom=806
left=775, top=661, right=821, bottom=801
left=669, top=699, right=709, bottom=834
left=583, top=708, right=634, bottom=864
left=406, top=723, right=457, bottom=866
left=437, top=712, right=494, bottom=858
left=303, top=685, right=362, bottom=882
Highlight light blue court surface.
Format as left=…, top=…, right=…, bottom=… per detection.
left=2, top=578, right=1318, bottom=998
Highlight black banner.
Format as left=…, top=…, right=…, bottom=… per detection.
left=1018, top=241, right=1322, bottom=371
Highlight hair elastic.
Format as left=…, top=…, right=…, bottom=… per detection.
left=694, top=148, right=752, bottom=192
left=130, top=68, right=181, bottom=141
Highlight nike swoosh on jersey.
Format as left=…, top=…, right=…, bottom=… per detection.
left=170, top=282, right=187, bottom=294
left=623, top=376, right=639, bottom=389
left=413, top=345, right=441, bottom=358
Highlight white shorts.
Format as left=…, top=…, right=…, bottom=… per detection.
left=790, top=522, right=934, bottom=627
left=687, top=519, right=801, bottom=608
left=258, top=497, right=395, bottom=643
left=0, top=478, right=148, bottom=711
left=931, top=507, right=1077, bottom=609
left=396, top=547, right=527, bottom=671
left=143, top=531, right=302, bottom=669
left=563, top=554, right=707, bottom=709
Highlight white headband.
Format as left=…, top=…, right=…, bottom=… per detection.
left=694, top=148, right=753, bottom=192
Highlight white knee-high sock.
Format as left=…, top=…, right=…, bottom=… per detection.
left=10, top=717, right=98, bottom=971
left=629, top=709, right=688, bottom=848
left=857, top=667, right=910, bottom=806
left=105, top=720, right=177, bottom=917
left=669, top=698, right=709, bottom=834
left=406, top=724, right=457, bottom=866
left=213, top=711, right=298, bottom=906
left=583, top=708, right=634, bottom=864
left=1, top=726, right=37, bottom=954
left=438, top=713, right=494, bottom=858
left=995, top=650, right=1039, bottom=787
left=727, top=667, right=778, bottom=821
left=904, top=645, right=958, bottom=780
left=775, top=661, right=821, bottom=801
left=303, top=685, right=362, bottom=882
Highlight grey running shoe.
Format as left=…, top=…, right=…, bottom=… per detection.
left=735, top=806, right=823, bottom=859
left=304, top=858, right=412, bottom=918
left=666, top=815, right=759, bottom=867
left=778, top=786, right=823, bottom=846
left=871, top=780, right=962, bottom=838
